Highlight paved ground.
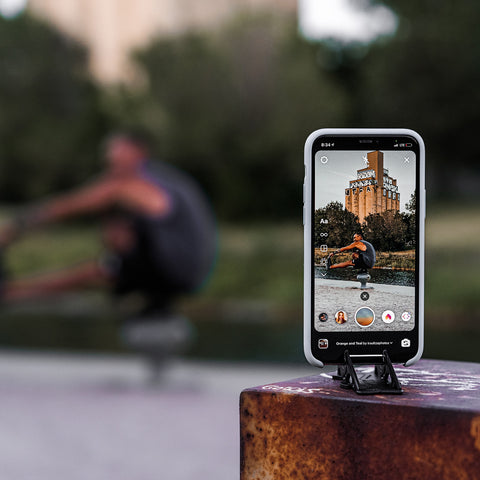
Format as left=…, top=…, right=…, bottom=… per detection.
left=0, top=350, right=319, bottom=480
left=314, top=278, right=415, bottom=332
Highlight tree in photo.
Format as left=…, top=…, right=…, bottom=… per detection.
left=314, top=201, right=361, bottom=248
left=402, top=192, right=416, bottom=247
left=363, top=209, right=407, bottom=252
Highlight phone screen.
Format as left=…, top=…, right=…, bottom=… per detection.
left=308, top=133, right=423, bottom=365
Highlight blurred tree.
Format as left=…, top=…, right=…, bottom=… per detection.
left=119, top=14, right=350, bottom=220
left=314, top=201, right=361, bottom=248
left=0, top=13, right=107, bottom=201
left=358, top=0, right=480, bottom=197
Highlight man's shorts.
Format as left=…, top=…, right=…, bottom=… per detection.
left=352, top=255, right=371, bottom=270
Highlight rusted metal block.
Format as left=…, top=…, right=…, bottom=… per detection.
left=240, top=359, right=480, bottom=480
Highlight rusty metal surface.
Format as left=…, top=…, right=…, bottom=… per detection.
left=240, top=359, right=480, bottom=480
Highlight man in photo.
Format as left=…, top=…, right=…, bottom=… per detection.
left=327, top=233, right=376, bottom=272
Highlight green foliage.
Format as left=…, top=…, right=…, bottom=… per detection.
left=405, top=192, right=416, bottom=214
left=0, top=2, right=478, bottom=215
left=363, top=209, right=408, bottom=251
left=118, top=14, right=349, bottom=220
left=314, top=201, right=361, bottom=248
left=0, top=13, right=107, bottom=201
left=403, top=191, right=416, bottom=247
left=357, top=0, right=480, bottom=194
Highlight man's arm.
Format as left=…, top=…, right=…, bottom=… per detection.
left=334, top=241, right=366, bottom=254
left=17, top=177, right=124, bottom=228
left=36, top=176, right=169, bottom=222
left=0, top=177, right=119, bottom=246
left=0, top=175, right=169, bottom=246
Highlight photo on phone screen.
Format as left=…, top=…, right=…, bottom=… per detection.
left=304, top=130, right=424, bottom=366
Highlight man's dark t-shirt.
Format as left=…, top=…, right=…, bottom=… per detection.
left=104, top=160, right=216, bottom=306
left=352, top=240, right=376, bottom=269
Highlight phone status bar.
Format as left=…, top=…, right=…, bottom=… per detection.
left=314, top=136, right=418, bottom=151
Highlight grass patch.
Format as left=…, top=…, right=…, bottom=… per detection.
left=6, top=223, right=100, bottom=275
left=374, top=251, right=415, bottom=270
left=203, top=223, right=304, bottom=304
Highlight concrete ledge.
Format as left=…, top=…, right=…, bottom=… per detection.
left=240, top=359, right=480, bottom=479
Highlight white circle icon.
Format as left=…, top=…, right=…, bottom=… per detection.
left=381, top=310, right=395, bottom=324
left=401, top=312, right=411, bottom=322
left=320, top=155, right=328, bottom=164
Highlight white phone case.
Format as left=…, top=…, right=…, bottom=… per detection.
left=303, top=128, right=425, bottom=367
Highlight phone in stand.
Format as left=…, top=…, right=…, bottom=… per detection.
left=303, top=129, right=425, bottom=368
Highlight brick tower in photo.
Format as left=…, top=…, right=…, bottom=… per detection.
left=344, top=151, right=400, bottom=223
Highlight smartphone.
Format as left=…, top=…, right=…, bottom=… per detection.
left=303, top=129, right=425, bottom=367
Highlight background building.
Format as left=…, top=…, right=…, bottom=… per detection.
left=345, top=150, right=400, bottom=223
left=28, top=0, right=297, bottom=84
